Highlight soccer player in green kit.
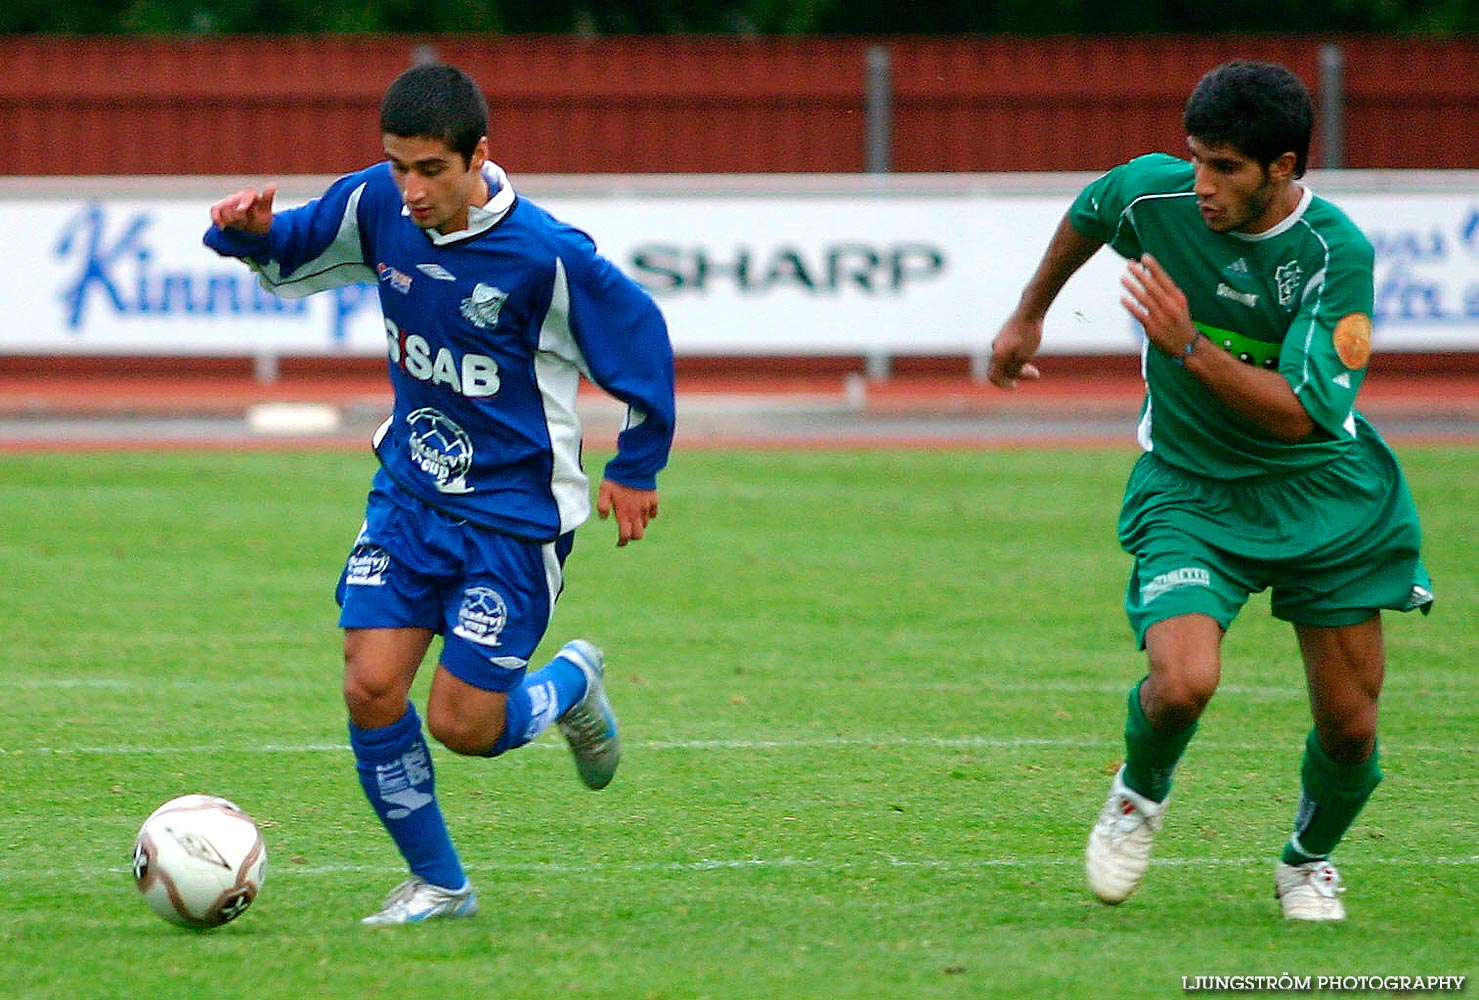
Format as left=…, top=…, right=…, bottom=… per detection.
left=988, top=60, right=1433, bottom=921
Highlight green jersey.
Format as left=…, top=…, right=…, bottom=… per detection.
left=1070, top=153, right=1379, bottom=480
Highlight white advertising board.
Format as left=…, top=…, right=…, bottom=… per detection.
left=1, top=173, right=1475, bottom=358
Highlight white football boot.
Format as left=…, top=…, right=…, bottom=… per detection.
left=1275, top=860, right=1346, bottom=921
left=361, top=877, right=478, bottom=926
left=1086, top=767, right=1168, bottom=904
left=555, top=640, right=621, bottom=790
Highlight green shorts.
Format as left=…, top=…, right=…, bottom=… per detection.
left=1117, top=422, right=1433, bottom=647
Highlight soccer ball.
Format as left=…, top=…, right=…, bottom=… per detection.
left=131, top=794, right=267, bottom=930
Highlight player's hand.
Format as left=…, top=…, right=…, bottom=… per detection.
left=987, top=315, right=1044, bottom=389
left=597, top=480, right=659, bottom=547
left=209, top=184, right=278, bottom=235
left=1121, top=254, right=1198, bottom=358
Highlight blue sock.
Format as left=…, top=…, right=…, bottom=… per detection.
left=348, top=704, right=467, bottom=890
left=487, top=653, right=588, bottom=757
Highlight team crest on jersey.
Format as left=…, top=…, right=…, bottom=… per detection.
left=460, top=283, right=508, bottom=329
left=1274, top=260, right=1303, bottom=308
left=376, top=263, right=413, bottom=294
left=406, top=407, right=474, bottom=494
left=453, top=586, right=508, bottom=646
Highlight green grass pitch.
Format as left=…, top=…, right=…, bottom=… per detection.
left=1, top=446, right=1474, bottom=998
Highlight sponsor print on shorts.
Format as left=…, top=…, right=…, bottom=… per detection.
left=453, top=586, right=509, bottom=646
left=345, top=544, right=390, bottom=586
left=1140, top=567, right=1212, bottom=604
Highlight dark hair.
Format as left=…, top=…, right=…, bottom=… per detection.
left=1182, top=61, right=1314, bottom=178
left=379, top=63, right=488, bottom=164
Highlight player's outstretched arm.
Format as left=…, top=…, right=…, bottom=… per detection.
left=989, top=314, right=1045, bottom=390
left=989, top=213, right=1104, bottom=389
left=209, top=184, right=278, bottom=235
left=597, top=479, right=660, bottom=548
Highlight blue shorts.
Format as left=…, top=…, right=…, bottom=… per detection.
left=335, top=470, right=575, bottom=692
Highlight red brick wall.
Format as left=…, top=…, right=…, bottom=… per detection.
left=2, top=34, right=1475, bottom=175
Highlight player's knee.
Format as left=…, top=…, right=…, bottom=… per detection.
left=1143, top=670, right=1217, bottom=730
left=342, top=673, right=407, bottom=729
left=426, top=712, right=502, bottom=757
left=1143, top=618, right=1222, bottom=728
left=1315, top=713, right=1378, bottom=765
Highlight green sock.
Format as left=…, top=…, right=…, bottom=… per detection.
left=1121, top=678, right=1197, bottom=803
left=1282, top=729, right=1383, bottom=865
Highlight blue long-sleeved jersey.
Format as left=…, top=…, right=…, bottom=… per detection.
left=204, top=162, right=675, bottom=541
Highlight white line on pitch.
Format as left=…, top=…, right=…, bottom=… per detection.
left=6, top=733, right=1471, bottom=756
left=5, top=736, right=1115, bottom=755
left=10, top=853, right=1479, bottom=884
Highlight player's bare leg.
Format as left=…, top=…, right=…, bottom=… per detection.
left=1088, top=615, right=1220, bottom=904
left=1275, top=617, right=1385, bottom=921
left=344, top=628, right=478, bottom=925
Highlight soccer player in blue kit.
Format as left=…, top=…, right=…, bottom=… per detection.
left=204, top=63, right=676, bottom=925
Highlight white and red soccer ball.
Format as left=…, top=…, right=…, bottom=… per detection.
left=132, top=794, right=267, bottom=930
